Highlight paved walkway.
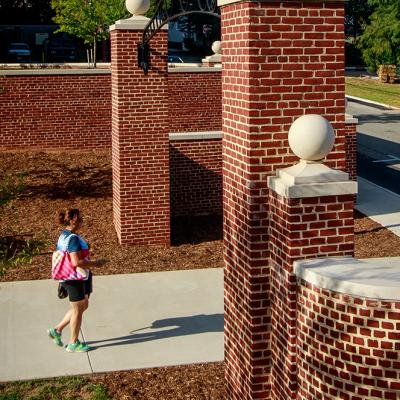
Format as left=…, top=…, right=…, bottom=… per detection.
left=0, top=269, right=223, bottom=381
left=356, top=177, right=400, bottom=237
left=1, top=178, right=400, bottom=382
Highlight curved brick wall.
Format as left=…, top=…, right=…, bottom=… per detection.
left=297, top=281, right=400, bottom=400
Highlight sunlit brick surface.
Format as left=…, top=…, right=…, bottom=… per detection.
left=111, top=29, right=170, bottom=245
left=0, top=74, right=111, bottom=150
left=297, top=282, right=400, bottom=400
left=221, top=1, right=348, bottom=398
left=168, top=71, right=222, bottom=133
left=269, top=192, right=355, bottom=400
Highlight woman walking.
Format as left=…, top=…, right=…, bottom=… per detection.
left=47, top=208, right=104, bottom=353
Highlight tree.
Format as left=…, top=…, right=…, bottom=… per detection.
left=356, top=0, right=400, bottom=72
left=0, top=0, right=54, bottom=24
left=51, top=0, right=128, bottom=67
left=345, top=0, right=374, bottom=39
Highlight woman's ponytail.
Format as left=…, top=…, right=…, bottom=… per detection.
left=57, top=209, right=80, bottom=226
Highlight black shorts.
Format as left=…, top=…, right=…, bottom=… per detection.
left=61, top=272, right=93, bottom=302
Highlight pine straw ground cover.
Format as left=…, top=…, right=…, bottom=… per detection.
left=1, top=149, right=400, bottom=400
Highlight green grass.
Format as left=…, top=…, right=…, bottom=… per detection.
left=0, top=376, right=111, bottom=400
left=345, top=77, right=400, bottom=108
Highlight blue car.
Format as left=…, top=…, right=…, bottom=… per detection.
left=7, top=43, right=31, bottom=62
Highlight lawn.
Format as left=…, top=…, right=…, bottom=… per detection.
left=345, top=76, right=400, bottom=108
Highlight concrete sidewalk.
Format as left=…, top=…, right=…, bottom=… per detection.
left=0, top=268, right=223, bottom=382
left=356, top=177, right=400, bottom=237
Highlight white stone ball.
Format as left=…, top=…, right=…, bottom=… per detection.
left=288, top=114, right=335, bottom=161
left=211, top=41, right=221, bottom=55
left=126, top=0, right=150, bottom=16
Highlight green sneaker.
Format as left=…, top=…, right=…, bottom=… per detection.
left=65, top=340, right=91, bottom=353
left=47, top=328, right=63, bottom=347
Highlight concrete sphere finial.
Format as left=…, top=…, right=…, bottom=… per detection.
left=288, top=114, right=335, bottom=161
left=211, top=41, right=221, bottom=55
left=126, top=0, right=150, bottom=16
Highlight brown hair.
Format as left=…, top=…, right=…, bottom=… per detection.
left=58, top=208, right=80, bottom=226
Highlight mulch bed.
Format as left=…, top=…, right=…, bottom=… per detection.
left=1, top=149, right=399, bottom=399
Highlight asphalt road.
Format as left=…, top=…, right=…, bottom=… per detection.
left=346, top=100, right=400, bottom=195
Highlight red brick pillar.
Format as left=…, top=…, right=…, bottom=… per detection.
left=267, top=115, right=357, bottom=399
left=220, top=0, right=347, bottom=399
left=110, top=17, right=170, bottom=245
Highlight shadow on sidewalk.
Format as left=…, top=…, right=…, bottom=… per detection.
left=86, top=314, right=224, bottom=350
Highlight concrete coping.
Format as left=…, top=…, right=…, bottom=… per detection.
left=0, top=63, right=221, bottom=75
left=169, top=131, right=222, bottom=141
left=294, top=256, right=400, bottom=300
left=110, top=16, right=168, bottom=31
left=168, top=65, right=222, bottom=73
left=0, top=67, right=111, bottom=76
left=218, top=0, right=345, bottom=6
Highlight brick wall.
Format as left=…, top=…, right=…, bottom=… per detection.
left=0, top=73, right=111, bottom=150
left=221, top=1, right=348, bottom=398
left=168, top=70, right=222, bottom=133
left=170, top=138, right=222, bottom=216
left=269, top=192, right=355, bottom=399
left=0, top=69, right=222, bottom=150
left=298, top=282, right=400, bottom=400
left=344, top=122, right=357, bottom=180
left=111, top=28, right=170, bottom=245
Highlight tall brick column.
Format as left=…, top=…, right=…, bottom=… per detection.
left=220, top=0, right=348, bottom=398
left=267, top=115, right=357, bottom=399
left=110, top=16, right=170, bottom=245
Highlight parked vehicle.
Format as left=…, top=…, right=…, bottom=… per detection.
left=43, top=36, right=77, bottom=62
left=168, top=55, right=184, bottom=63
left=7, top=43, right=31, bottom=62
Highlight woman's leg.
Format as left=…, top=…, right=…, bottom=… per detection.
left=69, top=299, right=87, bottom=343
left=55, top=294, right=89, bottom=335
left=55, top=308, right=73, bottom=333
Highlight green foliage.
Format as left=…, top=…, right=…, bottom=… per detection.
left=356, top=0, right=400, bottom=71
left=0, top=172, right=50, bottom=276
left=0, top=377, right=111, bottom=400
left=145, top=0, right=173, bottom=18
left=0, top=233, right=50, bottom=276
left=51, top=0, right=128, bottom=47
left=345, top=0, right=375, bottom=38
left=0, top=173, right=27, bottom=207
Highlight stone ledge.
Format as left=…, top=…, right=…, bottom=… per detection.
left=268, top=161, right=358, bottom=198
left=218, top=0, right=345, bottom=7
left=0, top=68, right=111, bottom=76
left=169, top=131, right=222, bottom=141
left=168, top=65, right=222, bottom=73
left=110, top=16, right=168, bottom=31
left=294, top=256, right=400, bottom=300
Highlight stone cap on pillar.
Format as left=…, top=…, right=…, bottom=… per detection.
left=110, top=0, right=167, bottom=31
left=267, top=114, right=358, bottom=198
